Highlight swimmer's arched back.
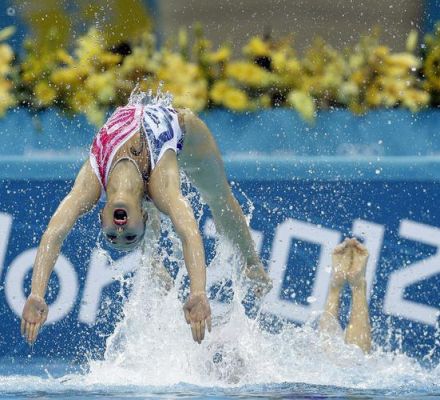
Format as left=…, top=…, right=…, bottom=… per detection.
left=21, top=88, right=272, bottom=345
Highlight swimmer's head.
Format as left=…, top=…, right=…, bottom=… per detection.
left=100, top=159, right=147, bottom=251
left=100, top=200, right=148, bottom=251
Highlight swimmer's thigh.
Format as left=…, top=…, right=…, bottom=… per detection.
left=177, top=111, right=260, bottom=266
left=178, top=112, right=230, bottom=202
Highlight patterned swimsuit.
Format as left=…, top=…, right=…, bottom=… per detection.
left=90, top=104, right=184, bottom=192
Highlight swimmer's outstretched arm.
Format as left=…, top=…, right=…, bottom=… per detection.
left=21, top=161, right=101, bottom=344
left=149, top=149, right=211, bottom=344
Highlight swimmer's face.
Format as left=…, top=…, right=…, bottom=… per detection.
left=100, top=200, right=147, bottom=251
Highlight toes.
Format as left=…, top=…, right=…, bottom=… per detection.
left=334, top=237, right=354, bottom=253
left=350, top=239, right=369, bottom=256
left=355, top=242, right=368, bottom=255
left=333, top=243, right=346, bottom=254
left=337, top=238, right=368, bottom=256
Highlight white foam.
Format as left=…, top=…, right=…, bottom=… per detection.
left=75, top=235, right=440, bottom=391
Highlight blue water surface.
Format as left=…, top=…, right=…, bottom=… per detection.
left=0, top=359, right=439, bottom=400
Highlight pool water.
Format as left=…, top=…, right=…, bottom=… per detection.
left=0, top=360, right=439, bottom=399
left=2, top=240, right=439, bottom=400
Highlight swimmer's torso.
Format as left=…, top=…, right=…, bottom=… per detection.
left=90, top=104, right=185, bottom=196
left=111, top=131, right=151, bottom=186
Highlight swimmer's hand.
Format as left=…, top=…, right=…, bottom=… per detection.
left=183, top=292, right=212, bottom=344
left=21, top=294, right=48, bottom=345
left=243, top=263, right=273, bottom=298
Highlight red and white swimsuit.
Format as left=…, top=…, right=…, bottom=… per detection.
left=90, top=104, right=184, bottom=192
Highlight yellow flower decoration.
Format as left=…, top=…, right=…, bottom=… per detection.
left=222, top=87, right=250, bottom=111
left=34, top=81, right=57, bottom=106
left=210, top=80, right=231, bottom=104
left=424, top=46, right=440, bottom=91
left=243, top=37, right=270, bottom=57
left=287, top=90, right=315, bottom=122
left=207, top=46, right=231, bottom=63
left=0, top=24, right=437, bottom=123
left=226, top=61, right=273, bottom=88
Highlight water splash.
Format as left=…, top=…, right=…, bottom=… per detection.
left=1, top=240, right=440, bottom=396
left=128, top=82, right=173, bottom=108
left=2, top=201, right=440, bottom=396
left=67, top=235, right=439, bottom=392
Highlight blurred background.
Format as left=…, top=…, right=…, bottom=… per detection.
left=2, top=0, right=438, bottom=51
left=0, top=0, right=437, bottom=124
left=0, top=0, right=438, bottom=123
left=162, top=0, right=423, bottom=52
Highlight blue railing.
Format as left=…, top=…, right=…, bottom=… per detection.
left=2, top=108, right=440, bottom=180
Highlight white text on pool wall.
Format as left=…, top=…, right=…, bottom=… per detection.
left=384, top=219, right=440, bottom=326
left=0, top=211, right=439, bottom=326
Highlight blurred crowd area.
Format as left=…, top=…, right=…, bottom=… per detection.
left=4, top=1, right=425, bottom=52
left=161, top=0, right=423, bottom=54
left=0, top=0, right=438, bottom=126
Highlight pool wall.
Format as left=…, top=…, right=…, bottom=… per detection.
left=0, top=108, right=439, bottom=362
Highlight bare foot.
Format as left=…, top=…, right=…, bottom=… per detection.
left=346, top=238, right=368, bottom=288
left=331, top=238, right=355, bottom=288
left=331, top=238, right=368, bottom=288
left=243, top=263, right=273, bottom=297
left=323, top=238, right=371, bottom=354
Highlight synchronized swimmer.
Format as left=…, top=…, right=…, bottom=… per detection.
left=21, top=88, right=272, bottom=345
left=21, top=88, right=372, bottom=354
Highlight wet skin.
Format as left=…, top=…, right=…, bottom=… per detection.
left=21, top=109, right=272, bottom=345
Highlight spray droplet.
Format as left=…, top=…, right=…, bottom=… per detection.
left=6, top=7, right=15, bottom=16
